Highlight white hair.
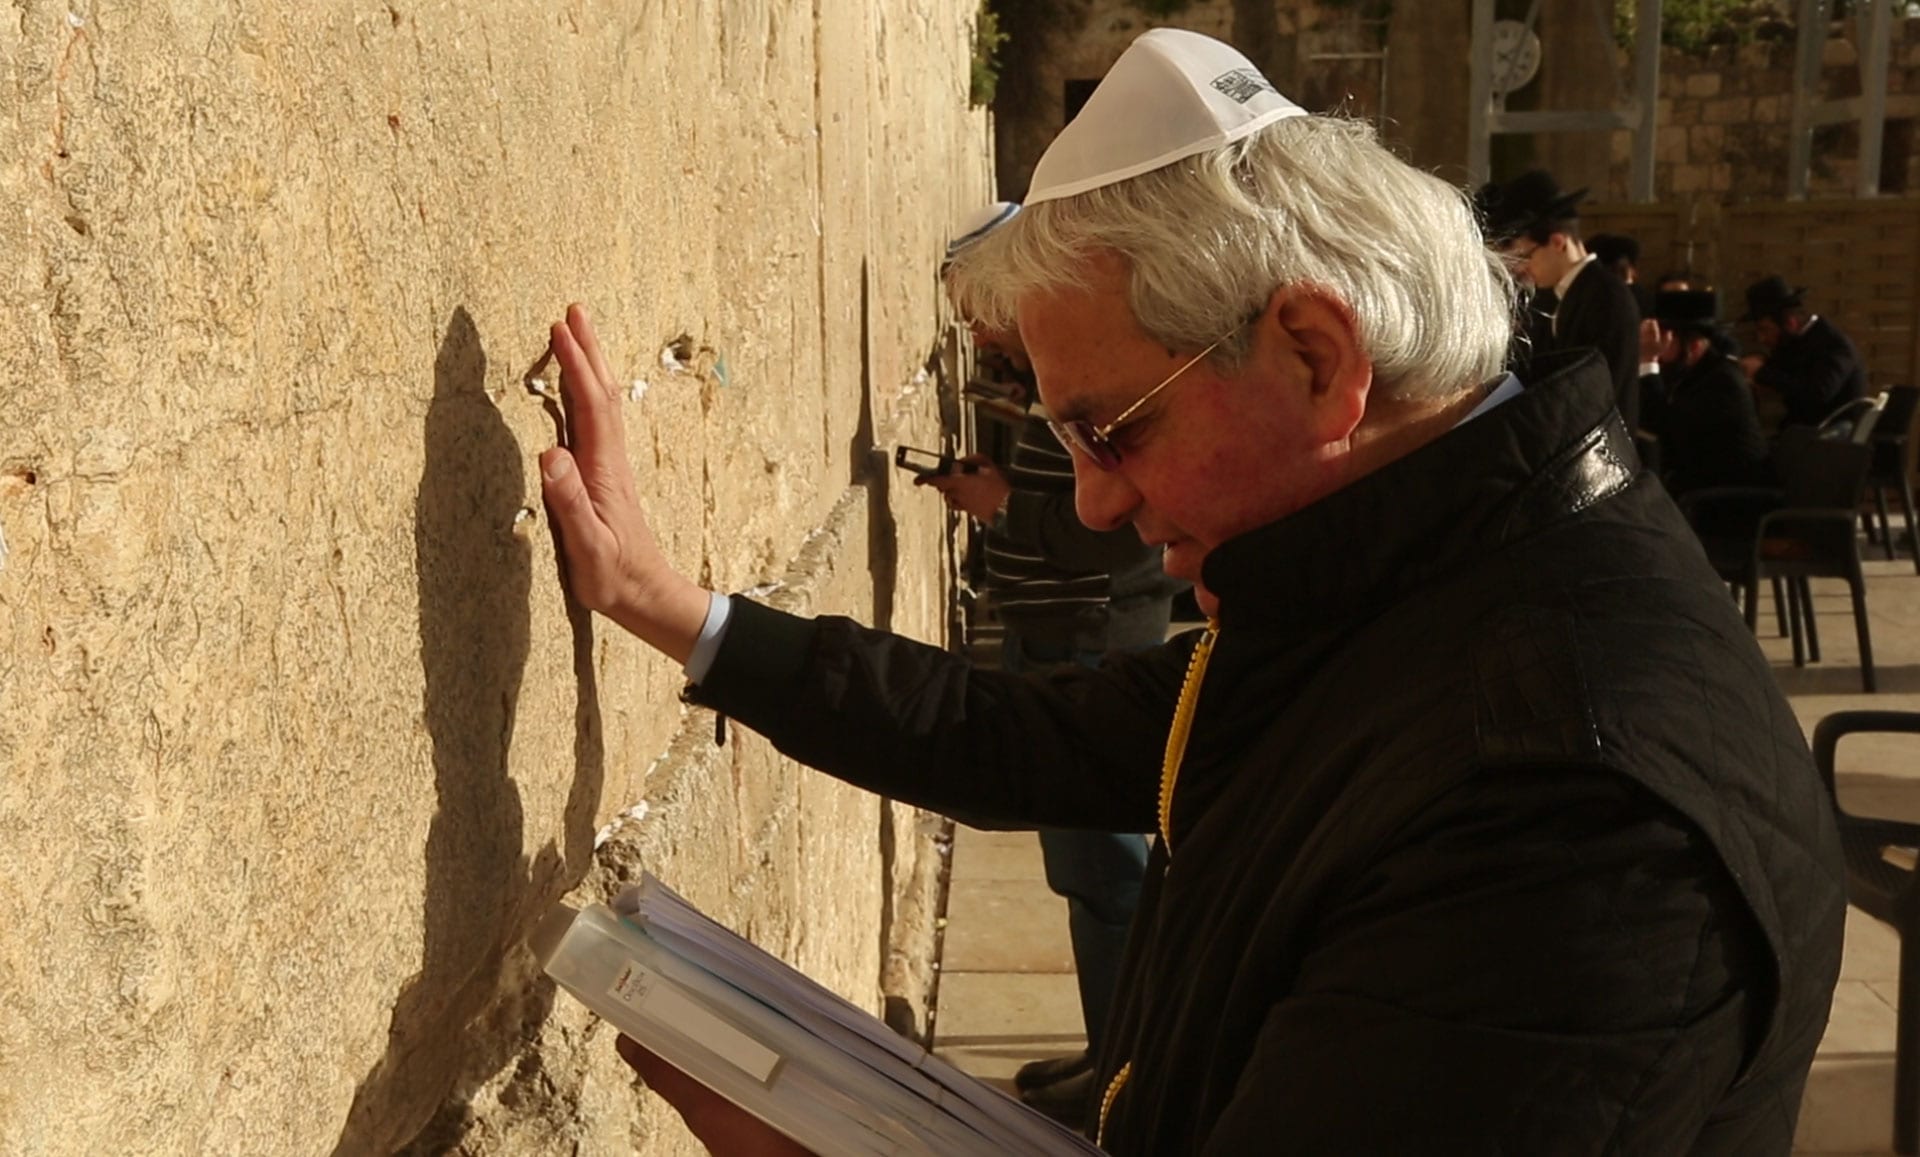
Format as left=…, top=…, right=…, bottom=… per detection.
left=946, top=115, right=1517, bottom=401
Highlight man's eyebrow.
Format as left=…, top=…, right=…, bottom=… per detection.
left=1037, top=382, right=1119, bottom=425
left=1046, top=396, right=1095, bottom=423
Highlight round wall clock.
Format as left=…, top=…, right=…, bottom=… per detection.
left=1490, top=19, right=1542, bottom=96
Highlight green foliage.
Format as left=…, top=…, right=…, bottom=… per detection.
left=1614, top=0, right=1793, bottom=55
left=1126, top=0, right=1198, bottom=13
left=970, top=3, right=1008, bottom=108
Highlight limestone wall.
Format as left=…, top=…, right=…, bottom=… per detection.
left=1603, top=24, right=1920, bottom=201
left=0, top=1, right=990, bottom=1153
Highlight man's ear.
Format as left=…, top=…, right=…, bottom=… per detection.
left=1259, top=286, right=1372, bottom=443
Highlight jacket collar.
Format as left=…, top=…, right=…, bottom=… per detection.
left=1202, top=351, right=1635, bottom=640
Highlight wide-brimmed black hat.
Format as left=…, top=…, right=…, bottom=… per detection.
left=1588, top=233, right=1640, bottom=267
left=1740, top=275, right=1806, bottom=322
left=1654, top=289, right=1722, bottom=336
left=1477, top=169, right=1588, bottom=242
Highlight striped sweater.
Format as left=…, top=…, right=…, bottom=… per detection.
left=983, top=415, right=1179, bottom=652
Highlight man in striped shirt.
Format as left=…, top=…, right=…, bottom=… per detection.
left=923, top=325, right=1182, bottom=1127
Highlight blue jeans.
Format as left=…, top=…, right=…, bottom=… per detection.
left=1001, top=632, right=1152, bottom=1055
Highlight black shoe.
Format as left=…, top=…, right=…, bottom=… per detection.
left=1014, top=1049, right=1092, bottom=1093
left=1019, top=1067, right=1096, bottom=1130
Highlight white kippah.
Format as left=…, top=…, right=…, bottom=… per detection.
left=1026, top=28, right=1307, bottom=206
left=945, top=202, right=1021, bottom=264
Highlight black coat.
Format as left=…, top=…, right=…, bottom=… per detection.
left=1753, top=315, right=1869, bottom=427
left=1548, top=260, right=1644, bottom=430
left=691, top=353, right=1844, bottom=1154
left=1642, top=352, right=1772, bottom=495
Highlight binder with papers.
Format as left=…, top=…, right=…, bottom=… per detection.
left=533, top=874, right=1106, bottom=1156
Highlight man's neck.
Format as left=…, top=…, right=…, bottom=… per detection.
left=1342, top=385, right=1486, bottom=483
left=1552, top=250, right=1596, bottom=300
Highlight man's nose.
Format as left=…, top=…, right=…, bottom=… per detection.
left=1073, top=454, right=1141, bottom=533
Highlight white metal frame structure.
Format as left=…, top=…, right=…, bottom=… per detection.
left=1788, top=0, right=1896, bottom=198
left=1468, top=0, right=1665, bottom=201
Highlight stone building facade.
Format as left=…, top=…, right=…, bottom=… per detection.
left=992, top=1, right=1920, bottom=208
left=0, top=1, right=989, bottom=1153
left=1604, top=23, right=1920, bottom=201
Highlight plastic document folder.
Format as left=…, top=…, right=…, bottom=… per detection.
left=534, top=874, right=1107, bottom=1156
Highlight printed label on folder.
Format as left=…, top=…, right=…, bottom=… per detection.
left=608, top=960, right=783, bottom=1085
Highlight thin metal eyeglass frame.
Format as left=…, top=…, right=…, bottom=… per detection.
left=1047, top=332, right=1231, bottom=471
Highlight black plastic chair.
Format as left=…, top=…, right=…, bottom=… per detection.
left=1681, top=425, right=1873, bottom=663
left=1812, top=711, right=1920, bottom=1154
left=1865, top=385, right=1920, bottom=573
left=1754, top=438, right=1877, bottom=691
left=1818, top=392, right=1892, bottom=447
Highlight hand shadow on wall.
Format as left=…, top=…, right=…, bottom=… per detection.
left=332, top=307, right=604, bottom=1155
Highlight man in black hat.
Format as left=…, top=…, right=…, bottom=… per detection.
left=1485, top=170, right=1643, bottom=430
left=1591, top=232, right=1654, bottom=321
left=1638, top=290, right=1770, bottom=496
left=1738, top=275, right=1867, bottom=428
left=1475, top=180, right=1557, bottom=357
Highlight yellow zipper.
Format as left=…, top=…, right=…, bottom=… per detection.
left=1156, top=620, right=1218, bottom=852
left=1098, top=621, right=1218, bottom=1147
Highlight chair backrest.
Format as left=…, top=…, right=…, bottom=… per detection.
left=1781, top=437, right=1874, bottom=509
left=1816, top=391, right=1891, bottom=444
left=1876, top=384, right=1920, bottom=443
left=1853, top=391, right=1891, bottom=444
left=1811, top=710, right=1920, bottom=924
left=1875, top=385, right=1920, bottom=478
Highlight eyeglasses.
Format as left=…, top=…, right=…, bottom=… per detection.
left=1047, top=333, right=1232, bottom=471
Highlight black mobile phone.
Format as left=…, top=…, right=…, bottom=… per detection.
left=893, top=446, right=978, bottom=478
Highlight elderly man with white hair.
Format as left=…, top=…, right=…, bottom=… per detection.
left=540, top=30, right=1842, bottom=1156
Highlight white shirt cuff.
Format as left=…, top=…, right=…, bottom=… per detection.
left=683, top=591, right=734, bottom=684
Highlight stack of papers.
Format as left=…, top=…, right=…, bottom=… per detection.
left=535, top=874, right=1106, bottom=1156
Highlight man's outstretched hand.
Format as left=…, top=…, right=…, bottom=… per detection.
left=616, top=1035, right=818, bottom=1156
left=540, top=304, right=709, bottom=662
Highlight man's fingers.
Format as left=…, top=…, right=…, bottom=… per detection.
left=616, top=1036, right=816, bottom=1155
left=541, top=448, right=617, bottom=572
left=616, top=1034, right=670, bottom=1081
left=568, top=303, right=621, bottom=396
left=551, top=317, right=632, bottom=488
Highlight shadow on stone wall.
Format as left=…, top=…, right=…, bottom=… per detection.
left=851, top=259, right=899, bottom=635
left=333, top=307, right=604, bottom=1154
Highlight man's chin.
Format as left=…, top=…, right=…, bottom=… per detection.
left=1194, top=584, right=1220, bottom=619
left=1160, top=541, right=1202, bottom=581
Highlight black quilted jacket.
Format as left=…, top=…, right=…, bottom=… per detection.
left=691, top=352, right=1845, bottom=1155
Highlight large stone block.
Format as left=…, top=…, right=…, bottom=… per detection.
left=1684, top=72, right=1723, bottom=99
left=0, top=1, right=987, bottom=1153
left=1702, top=97, right=1754, bottom=126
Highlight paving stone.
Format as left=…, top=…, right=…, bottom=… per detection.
left=950, top=825, right=1047, bottom=882
left=933, top=974, right=1090, bottom=1051
left=1821, top=981, right=1900, bottom=1057
left=1794, top=1057, right=1896, bottom=1154
left=1840, top=909, right=1903, bottom=985
left=941, top=877, right=1074, bottom=974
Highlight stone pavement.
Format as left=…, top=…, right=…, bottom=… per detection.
left=929, top=550, right=1920, bottom=1155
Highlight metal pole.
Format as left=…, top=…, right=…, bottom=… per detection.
left=1631, top=0, right=1663, bottom=202
left=1469, top=0, right=1494, bottom=187
left=1788, top=0, right=1827, bottom=200
left=1857, top=0, right=1892, bottom=197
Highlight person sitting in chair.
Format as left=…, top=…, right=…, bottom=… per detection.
left=1639, top=289, right=1770, bottom=497
left=1738, top=275, right=1867, bottom=429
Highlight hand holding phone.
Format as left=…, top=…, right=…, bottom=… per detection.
left=893, top=445, right=979, bottom=478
